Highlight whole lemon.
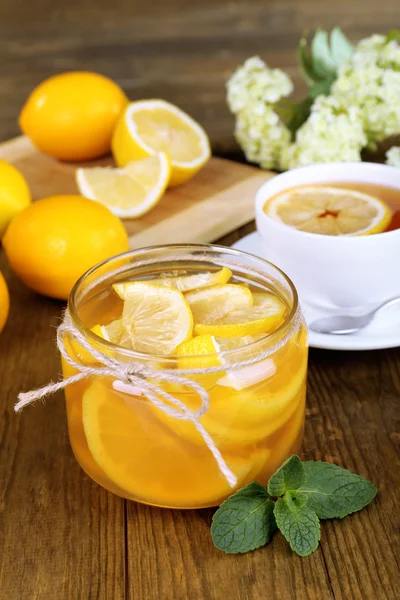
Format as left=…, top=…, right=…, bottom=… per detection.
left=3, top=195, right=129, bottom=300
left=0, top=272, right=10, bottom=333
left=19, top=72, right=129, bottom=161
left=0, top=160, right=31, bottom=237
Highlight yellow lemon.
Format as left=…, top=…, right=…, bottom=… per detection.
left=112, top=99, right=211, bottom=186
left=0, top=272, right=10, bottom=333
left=20, top=71, right=129, bottom=161
left=3, top=195, right=129, bottom=300
left=0, top=160, right=31, bottom=237
left=264, top=185, right=392, bottom=236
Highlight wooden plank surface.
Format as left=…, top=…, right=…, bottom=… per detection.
left=0, top=1, right=400, bottom=599
left=0, top=136, right=274, bottom=248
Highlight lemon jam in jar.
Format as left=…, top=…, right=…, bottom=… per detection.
left=62, top=245, right=308, bottom=509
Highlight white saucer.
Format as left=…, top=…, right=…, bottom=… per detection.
left=232, top=232, right=400, bottom=351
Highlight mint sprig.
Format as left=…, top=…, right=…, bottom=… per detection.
left=211, top=456, right=376, bottom=558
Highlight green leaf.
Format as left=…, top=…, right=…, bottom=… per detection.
left=268, top=455, right=305, bottom=497
left=286, top=97, right=313, bottom=135
left=311, top=29, right=337, bottom=79
left=298, top=34, right=320, bottom=86
left=274, top=492, right=321, bottom=557
left=211, top=482, right=277, bottom=554
left=330, top=27, right=353, bottom=67
left=297, top=461, right=377, bottom=519
left=309, top=77, right=335, bottom=99
left=386, top=29, right=400, bottom=44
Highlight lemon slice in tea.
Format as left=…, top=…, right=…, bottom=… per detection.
left=264, top=185, right=392, bottom=235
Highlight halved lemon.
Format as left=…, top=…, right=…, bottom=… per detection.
left=121, top=282, right=193, bottom=355
left=185, top=284, right=253, bottom=326
left=195, top=292, right=286, bottom=338
left=113, top=267, right=232, bottom=299
left=111, top=99, right=211, bottom=187
left=264, top=185, right=392, bottom=236
left=76, top=152, right=170, bottom=218
left=82, top=379, right=265, bottom=507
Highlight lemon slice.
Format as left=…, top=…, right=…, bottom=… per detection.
left=264, top=185, right=392, bottom=236
left=195, top=292, right=286, bottom=338
left=185, top=284, right=253, bottom=326
left=76, top=153, right=171, bottom=218
left=82, top=379, right=264, bottom=507
left=120, top=282, right=193, bottom=355
left=111, top=100, right=211, bottom=187
left=113, top=267, right=232, bottom=298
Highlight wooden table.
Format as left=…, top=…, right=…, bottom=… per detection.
left=1, top=1, right=400, bottom=599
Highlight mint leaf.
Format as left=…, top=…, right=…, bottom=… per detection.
left=298, top=461, right=377, bottom=519
left=311, top=30, right=337, bottom=79
left=274, top=492, right=320, bottom=557
left=268, top=455, right=305, bottom=496
left=211, top=482, right=276, bottom=553
left=330, top=27, right=353, bottom=67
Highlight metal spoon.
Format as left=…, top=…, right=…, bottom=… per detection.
left=309, top=296, right=400, bottom=335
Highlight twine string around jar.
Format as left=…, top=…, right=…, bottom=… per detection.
left=15, top=252, right=302, bottom=488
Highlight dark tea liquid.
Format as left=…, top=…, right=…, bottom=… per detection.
left=327, top=182, right=400, bottom=232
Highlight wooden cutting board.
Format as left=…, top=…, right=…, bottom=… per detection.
left=0, top=136, right=275, bottom=248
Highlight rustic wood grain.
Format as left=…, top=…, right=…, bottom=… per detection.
left=0, top=1, right=400, bottom=599
left=0, top=136, right=274, bottom=249
left=0, top=256, right=126, bottom=600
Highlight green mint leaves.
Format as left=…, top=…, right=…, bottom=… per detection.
left=211, top=456, right=376, bottom=558
left=268, top=455, right=305, bottom=496
left=274, top=492, right=320, bottom=557
left=298, top=461, right=377, bottom=519
left=210, top=482, right=276, bottom=553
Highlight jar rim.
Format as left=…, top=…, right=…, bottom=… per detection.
left=68, top=243, right=300, bottom=362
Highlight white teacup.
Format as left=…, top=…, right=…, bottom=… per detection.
left=255, top=162, right=400, bottom=309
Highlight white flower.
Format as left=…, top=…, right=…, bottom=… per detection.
left=331, top=35, right=400, bottom=145
left=226, top=56, right=292, bottom=169
left=226, top=56, right=293, bottom=115
left=234, top=103, right=291, bottom=170
left=386, top=146, right=400, bottom=168
left=280, top=96, right=366, bottom=170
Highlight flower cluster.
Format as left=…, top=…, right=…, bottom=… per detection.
left=331, top=35, right=400, bottom=147
left=226, top=57, right=292, bottom=169
left=281, top=97, right=366, bottom=170
left=386, top=146, right=400, bottom=168
left=227, top=33, right=400, bottom=171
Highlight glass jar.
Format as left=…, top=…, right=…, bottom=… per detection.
left=62, top=244, right=308, bottom=509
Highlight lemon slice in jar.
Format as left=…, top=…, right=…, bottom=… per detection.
left=185, top=284, right=253, bottom=325
left=120, top=282, right=193, bottom=355
left=194, top=292, right=286, bottom=338
left=82, top=379, right=268, bottom=507
left=76, top=153, right=171, bottom=218
left=113, top=267, right=232, bottom=298
left=264, top=186, right=392, bottom=235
